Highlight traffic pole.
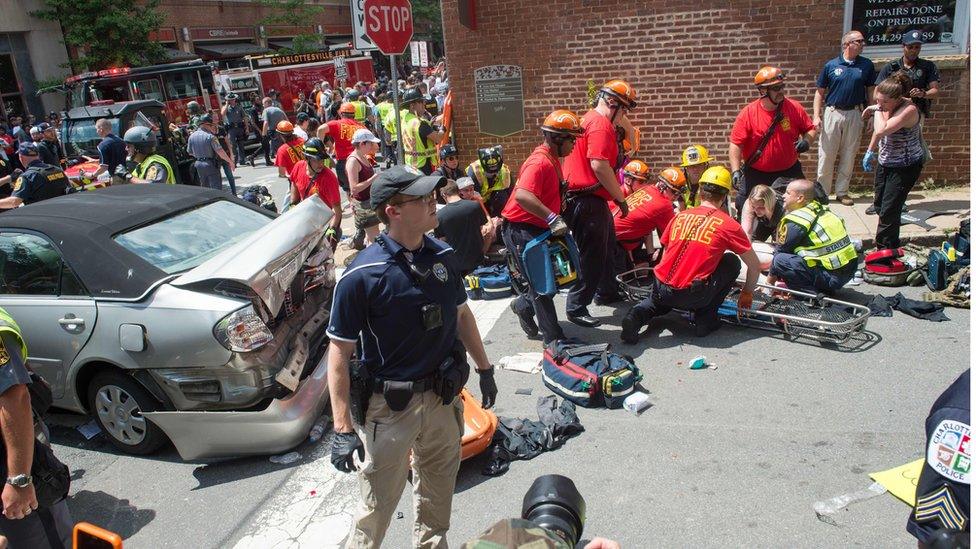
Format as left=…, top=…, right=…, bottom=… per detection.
left=391, top=55, right=404, bottom=165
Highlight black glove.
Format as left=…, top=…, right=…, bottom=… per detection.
left=10, top=169, right=22, bottom=181
left=477, top=366, right=497, bottom=408
left=114, top=164, right=131, bottom=181
left=615, top=199, right=629, bottom=218
left=794, top=137, right=810, bottom=154
left=330, top=431, right=364, bottom=473
left=732, top=169, right=745, bottom=192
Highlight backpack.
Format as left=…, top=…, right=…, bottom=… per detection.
left=240, top=185, right=278, bottom=212
left=925, top=219, right=971, bottom=291
left=541, top=339, right=641, bottom=409
left=464, top=265, right=514, bottom=300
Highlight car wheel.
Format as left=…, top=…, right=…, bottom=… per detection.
left=87, top=372, right=167, bottom=455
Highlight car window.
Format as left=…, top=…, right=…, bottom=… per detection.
left=113, top=200, right=272, bottom=274
left=163, top=71, right=202, bottom=99
left=64, top=118, right=120, bottom=158
left=0, top=233, right=87, bottom=296
left=133, top=78, right=164, bottom=102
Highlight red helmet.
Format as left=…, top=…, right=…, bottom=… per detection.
left=276, top=120, right=295, bottom=133
left=339, top=102, right=357, bottom=115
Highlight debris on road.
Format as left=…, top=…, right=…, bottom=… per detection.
left=813, top=482, right=887, bottom=525
left=498, top=352, right=543, bottom=374
left=688, top=356, right=716, bottom=370
left=77, top=419, right=101, bottom=440
left=483, top=396, right=584, bottom=476
left=623, top=392, right=652, bottom=415
left=515, top=388, right=533, bottom=395
left=269, top=451, right=302, bottom=465
left=308, top=414, right=330, bottom=443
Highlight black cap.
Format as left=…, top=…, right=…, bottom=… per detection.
left=17, top=142, right=39, bottom=156
left=369, top=165, right=445, bottom=210
left=903, top=30, right=923, bottom=45
left=296, top=112, right=309, bottom=122
left=198, top=113, right=214, bottom=125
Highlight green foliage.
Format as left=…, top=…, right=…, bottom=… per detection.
left=258, top=0, right=325, bottom=54
left=586, top=79, right=599, bottom=108
left=32, top=0, right=167, bottom=71
left=412, top=0, right=443, bottom=43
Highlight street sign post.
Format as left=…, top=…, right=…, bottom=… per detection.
left=364, top=0, right=414, bottom=164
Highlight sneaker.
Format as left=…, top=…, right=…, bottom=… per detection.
left=838, top=195, right=855, bottom=206
left=865, top=204, right=877, bottom=215
left=510, top=300, right=538, bottom=338
left=620, top=308, right=647, bottom=344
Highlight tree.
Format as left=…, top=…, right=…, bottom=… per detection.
left=257, top=0, right=325, bottom=54
left=412, top=0, right=443, bottom=44
left=32, top=0, right=167, bottom=71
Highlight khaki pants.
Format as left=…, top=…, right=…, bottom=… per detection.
left=348, top=391, right=463, bottom=549
left=816, top=106, right=863, bottom=197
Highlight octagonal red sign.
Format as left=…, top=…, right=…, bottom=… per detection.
left=363, top=0, right=414, bottom=55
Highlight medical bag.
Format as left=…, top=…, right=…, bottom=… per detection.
left=464, top=265, right=514, bottom=300
left=521, top=232, right=582, bottom=296
left=864, top=248, right=913, bottom=287
left=541, top=339, right=641, bottom=409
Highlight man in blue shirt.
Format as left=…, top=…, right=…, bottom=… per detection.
left=326, top=165, right=496, bottom=548
left=80, top=118, right=128, bottom=181
left=813, top=30, right=876, bottom=206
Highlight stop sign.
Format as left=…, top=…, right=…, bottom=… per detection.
left=363, top=0, right=414, bottom=55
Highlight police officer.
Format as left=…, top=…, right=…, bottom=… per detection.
left=562, top=80, right=635, bottom=328
left=908, top=369, right=969, bottom=546
left=620, top=166, right=761, bottom=343
left=0, top=307, right=73, bottom=548
left=767, top=179, right=856, bottom=293
left=33, top=124, right=59, bottom=167
left=465, top=146, right=512, bottom=218
left=187, top=114, right=234, bottom=190
left=117, top=126, right=175, bottom=185
left=0, top=143, right=67, bottom=209
left=400, top=88, right=443, bottom=175
left=221, top=93, right=250, bottom=163
left=501, top=109, right=583, bottom=345
left=327, top=165, right=497, bottom=548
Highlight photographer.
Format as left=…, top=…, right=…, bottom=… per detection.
left=326, top=166, right=497, bottom=548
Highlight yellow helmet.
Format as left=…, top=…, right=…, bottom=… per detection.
left=680, top=145, right=712, bottom=167
left=698, top=166, right=732, bottom=193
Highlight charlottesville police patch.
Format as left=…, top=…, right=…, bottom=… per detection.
left=432, top=262, right=449, bottom=282
left=146, top=166, right=159, bottom=180
left=927, top=419, right=971, bottom=484
left=0, top=338, right=10, bottom=366
left=915, top=485, right=968, bottom=530
left=12, top=178, right=21, bottom=192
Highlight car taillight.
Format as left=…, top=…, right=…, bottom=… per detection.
left=214, top=305, right=273, bottom=352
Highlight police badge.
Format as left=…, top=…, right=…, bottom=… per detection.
left=432, top=262, right=449, bottom=282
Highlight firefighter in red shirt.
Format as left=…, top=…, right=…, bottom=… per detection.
left=562, top=79, right=635, bottom=327
left=501, top=109, right=583, bottom=345
left=274, top=121, right=306, bottom=179
left=317, top=102, right=364, bottom=196
left=606, top=167, right=685, bottom=275
left=618, top=159, right=649, bottom=198
left=289, top=137, right=343, bottom=249
left=620, top=166, right=762, bottom=344
left=729, top=66, right=817, bottom=214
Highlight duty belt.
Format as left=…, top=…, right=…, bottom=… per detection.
left=566, top=183, right=601, bottom=197
left=371, top=376, right=437, bottom=393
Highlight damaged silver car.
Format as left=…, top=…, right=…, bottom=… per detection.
left=0, top=185, right=336, bottom=459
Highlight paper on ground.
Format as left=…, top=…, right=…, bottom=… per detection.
left=869, top=458, right=924, bottom=506
left=498, top=352, right=543, bottom=374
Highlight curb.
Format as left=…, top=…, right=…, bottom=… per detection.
left=857, top=232, right=948, bottom=251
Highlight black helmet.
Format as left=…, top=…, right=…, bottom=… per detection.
left=478, top=146, right=503, bottom=173
left=303, top=138, right=329, bottom=161
left=401, top=88, right=424, bottom=105
left=123, top=126, right=158, bottom=154
left=186, top=101, right=202, bottom=115
left=439, top=144, right=458, bottom=159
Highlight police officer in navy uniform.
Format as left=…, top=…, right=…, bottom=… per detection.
left=0, top=143, right=67, bottom=210
left=327, top=165, right=497, bottom=548
left=908, top=369, right=970, bottom=546
left=186, top=114, right=234, bottom=190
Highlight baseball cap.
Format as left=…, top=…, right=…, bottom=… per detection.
left=17, top=142, right=39, bottom=156
left=296, top=112, right=309, bottom=122
left=37, top=122, right=51, bottom=131
left=197, top=113, right=214, bottom=125
left=351, top=128, right=380, bottom=145
left=369, top=165, right=445, bottom=210
left=29, top=126, right=42, bottom=135
left=903, top=30, right=923, bottom=45
left=456, top=176, right=475, bottom=190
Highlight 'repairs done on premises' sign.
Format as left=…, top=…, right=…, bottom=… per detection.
left=474, top=65, right=525, bottom=137
left=850, top=0, right=958, bottom=46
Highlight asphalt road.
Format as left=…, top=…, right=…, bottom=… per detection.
left=47, top=164, right=970, bottom=547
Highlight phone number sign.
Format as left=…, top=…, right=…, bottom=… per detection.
left=850, top=0, right=957, bottom=46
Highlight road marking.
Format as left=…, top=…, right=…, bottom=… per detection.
left=232, top=297, right=512, bottom=548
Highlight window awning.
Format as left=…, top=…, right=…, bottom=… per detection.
left=194, top=42, right=272, bottom=59
left=164, top=47, right=199, bottom=61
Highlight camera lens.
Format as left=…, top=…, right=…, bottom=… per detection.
left=521, top=475, right=586, bottom=545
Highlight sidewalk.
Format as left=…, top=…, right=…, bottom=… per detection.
left=835, top=186, right=971, bottom=248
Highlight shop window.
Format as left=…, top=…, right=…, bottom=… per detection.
left=845, top=0, right=970, bottom=56
left=0, top=54, right=26, bottom=124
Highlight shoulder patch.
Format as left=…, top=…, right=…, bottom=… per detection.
left=12, top=177, right=21, bottom=192
left=927, top=419, right=971, bottom=484
left=146, top=166, right=159, bottom=180
left=0, top=337, right=9, bottom=366
left=915, top=485, right=968, bottom=531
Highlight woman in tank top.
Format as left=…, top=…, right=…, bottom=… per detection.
left=347, top=128, right=382, bottom=246
left=862, top=72, right=923, bottom=250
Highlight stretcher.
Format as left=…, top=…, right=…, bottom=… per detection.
left=615, top=267, right=871, bottom=345
left=460, top=388, right=498, bottom=460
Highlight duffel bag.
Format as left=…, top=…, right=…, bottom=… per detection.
left=541, top=339, right=640, bottom=409
left=464, top=265, right=514, bottom=300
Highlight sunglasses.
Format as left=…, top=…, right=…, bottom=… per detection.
left=393, top=192, right=436, bottom=207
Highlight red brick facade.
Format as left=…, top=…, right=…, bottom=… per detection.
left=156, top=1, right=352, bottom=37
left=442, top=0, right=970, bottom=189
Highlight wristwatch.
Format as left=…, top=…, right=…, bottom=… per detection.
left=6, top=474, right=31, bottom=488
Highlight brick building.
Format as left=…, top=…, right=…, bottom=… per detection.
left=442, top=1, right=970, bottom=189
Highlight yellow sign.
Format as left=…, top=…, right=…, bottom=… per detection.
left=870, top=459, right=924, bottom=506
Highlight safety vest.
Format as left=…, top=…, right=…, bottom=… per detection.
left=401, top=110, right=437, bottom=169
left=377, top=102, right=396, bottom=137
left=467, top=161, right=511, bottom=201
left=779, top=202, right=857, bottom=270
left=351, top=101, right=368, bottom=124
left=134, top=154, right=175, bottom=184
left=0, top=307, right=28, bottom=364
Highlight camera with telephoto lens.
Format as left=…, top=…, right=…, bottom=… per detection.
left=521, top=474, right=587, bottom=546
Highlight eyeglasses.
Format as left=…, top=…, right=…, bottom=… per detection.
left=393, top=192, right=436, bottom=207
left=847, top=39, right=865, bottom=45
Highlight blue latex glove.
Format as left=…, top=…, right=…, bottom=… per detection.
left=862, top=150, right=877, bottom=172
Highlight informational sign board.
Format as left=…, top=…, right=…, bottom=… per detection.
left=350, top=0, right=379, bottom=51
left=410, top=41, right=421, bottom=66
left=474, top=65, right=525, bottom=137
left=334, top=56, right=348, bottom=79
left=850, top=0, right=957, bottom=46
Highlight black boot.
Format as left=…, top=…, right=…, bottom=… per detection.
left=510, top=300, right=538, bottom=338
left=620, top=307, right=648, bottom=344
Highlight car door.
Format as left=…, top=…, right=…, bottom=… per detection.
left=0, top=231, right=97, bottom=399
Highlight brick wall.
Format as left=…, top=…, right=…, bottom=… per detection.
left=442, top=0, right=970, bottom=190
left=155, top=1, right=352, bottom=39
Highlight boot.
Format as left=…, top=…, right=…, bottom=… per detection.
left=620, top=307, right=648, bottom=344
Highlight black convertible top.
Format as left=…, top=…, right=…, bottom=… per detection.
left=0, top=185, right=269, bottom=300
